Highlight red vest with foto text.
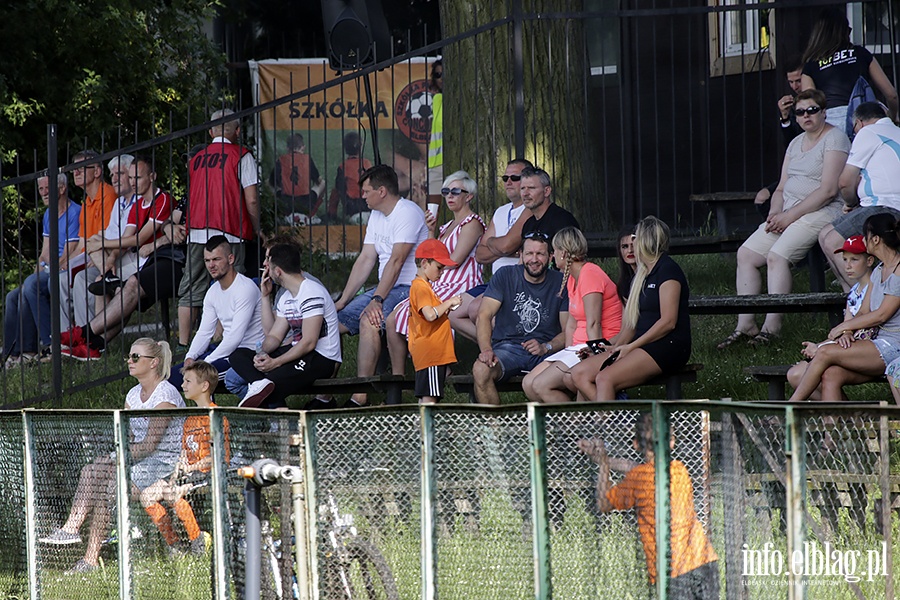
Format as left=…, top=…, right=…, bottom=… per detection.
left=188, top=142, right=254, bottom=240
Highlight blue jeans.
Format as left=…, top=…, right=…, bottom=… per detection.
left=224, top=367, right=248, bottom=398
left=337, top=285, right=410, bottom=335
left=168, top=346, right=230, bottom=389
left=4, top=271, right=51, bottom=356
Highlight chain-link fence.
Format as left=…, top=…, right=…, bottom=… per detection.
left=1, top=402, right=898, bottom=599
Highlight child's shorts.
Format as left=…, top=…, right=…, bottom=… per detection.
left=415, top=365, right=448, bottom=399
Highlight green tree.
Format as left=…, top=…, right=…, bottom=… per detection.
left=0, top=0, right=225, bottom=159
left=0, top=0, right=226, bottom=275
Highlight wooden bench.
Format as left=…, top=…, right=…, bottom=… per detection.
left=586, top=233, right=749, bottom=259
left=689, top=292, right=845, bottom=318
left=689, top=191, right=760, bottom=235
left=743, top=364, right=887, bottom=400
left=447, top=363, right=703, bottom=401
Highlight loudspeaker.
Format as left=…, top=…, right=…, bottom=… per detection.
left=320, top=0, right=391, bottom=71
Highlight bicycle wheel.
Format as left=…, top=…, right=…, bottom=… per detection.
left=328, top=537, right=399, bottom=600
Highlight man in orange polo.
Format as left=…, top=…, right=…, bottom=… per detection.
left=61, top=150, right=117, bottom=273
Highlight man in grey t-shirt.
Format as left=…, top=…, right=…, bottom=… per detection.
left=472, top=233, right=568, bottom=404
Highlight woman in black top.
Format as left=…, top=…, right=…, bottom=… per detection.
left=801, top=8, right=898, bottom=133
left=569, top=216, right=691, bottom=401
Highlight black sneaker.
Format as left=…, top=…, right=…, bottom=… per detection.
left=88, top=270, right=123, bottom=296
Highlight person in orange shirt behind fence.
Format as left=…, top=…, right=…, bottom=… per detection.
left=578, top=414, right=719, bottom=599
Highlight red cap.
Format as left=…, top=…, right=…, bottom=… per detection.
left=834, top=235, right=867, bottom=255
left=415, top=239, right=458, bottom=267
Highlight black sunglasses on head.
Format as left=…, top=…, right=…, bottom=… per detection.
left=523, top=231, right=550, bottom=241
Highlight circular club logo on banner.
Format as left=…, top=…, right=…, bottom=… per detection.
left=394, top=80, right=434, bottom=144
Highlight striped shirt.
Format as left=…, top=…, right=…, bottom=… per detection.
left=275, top=278, right=342, bottom=362
left=394, top=212, right=485, bottom=335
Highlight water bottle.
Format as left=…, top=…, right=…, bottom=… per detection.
left=255, top=340, right=268, bottom=359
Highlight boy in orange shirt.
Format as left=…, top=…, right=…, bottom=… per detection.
left=578, top=414, right=719, bottom=599
left=409, top=239, right=462, bottom=402
left=140, top=361, right=224, bottom=555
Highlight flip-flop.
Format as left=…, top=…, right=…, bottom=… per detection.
left=716, top=330, right=753, bottom=350
left=749, top=331, right=779, bottom=347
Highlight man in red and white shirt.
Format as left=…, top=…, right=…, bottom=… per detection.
left=62, top=156, right=186, bottom=360
left=177, top=108, right=260, bottom=349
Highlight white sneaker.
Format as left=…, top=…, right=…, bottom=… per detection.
left=239, top=378, right=275, bottom=408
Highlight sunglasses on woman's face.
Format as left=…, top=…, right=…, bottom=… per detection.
left=125, top=353, right=154, bottom=363
left=794, top=105, right=822, bottom=117
left=441, top=187, right=468, bottom=196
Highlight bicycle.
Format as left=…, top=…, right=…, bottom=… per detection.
left=239, top=459, right=399, bottom=600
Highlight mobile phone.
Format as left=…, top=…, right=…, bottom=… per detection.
left=599, top=350, right=620, bottom=371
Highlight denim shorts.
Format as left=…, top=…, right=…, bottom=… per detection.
left=833, top=206, right=900, bottom=238
left=337, top=285, right=410, bottom=335
left=131, top=453, right=178, bottom=491
left=492, top=340, right=544, bottom=382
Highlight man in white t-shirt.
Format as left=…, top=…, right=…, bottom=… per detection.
left=234, top=242, right=342, bottom=409
left=820, top=102, right=900, bottom=290
left=333, top=164, right=429, bottom=407
left=169, top=235, right=264, bottom=388
left=450, top=158, right=533, bottom=341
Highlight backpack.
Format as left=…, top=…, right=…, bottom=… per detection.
left=846, top=76, right=876, bottom=139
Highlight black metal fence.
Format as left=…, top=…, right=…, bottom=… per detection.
left=0, top=0, right=898, bottom=407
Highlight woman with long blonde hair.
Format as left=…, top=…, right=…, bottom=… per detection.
left=569, top=216, right=691, bottom=401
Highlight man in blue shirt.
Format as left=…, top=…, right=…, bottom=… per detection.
left=4, top=173, right=81, bottom=365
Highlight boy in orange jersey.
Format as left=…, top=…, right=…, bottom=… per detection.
left=578, top=414, right=719, bottom=599
left=140, top=360, right=226, bottom=555
left=408, top=239, right=462, bottom=403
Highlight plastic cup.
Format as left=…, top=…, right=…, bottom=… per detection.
left=427, top=203, right=439, bottom=220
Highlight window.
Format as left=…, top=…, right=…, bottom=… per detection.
left=708, top=0, right=774, bottom=76
left=586, top=0, right=620, bottom=77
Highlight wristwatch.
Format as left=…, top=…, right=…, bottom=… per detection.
left=544, top=342, right=553, bottom=354
left=372, top=294, right=384, bottom=304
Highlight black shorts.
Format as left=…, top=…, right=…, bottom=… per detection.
left=137, top=257, right=184, bottom=312
left=415, top=365, right=448, bottom=399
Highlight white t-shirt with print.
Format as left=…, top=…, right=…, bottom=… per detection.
left=275, top=278, right=342, bottom=363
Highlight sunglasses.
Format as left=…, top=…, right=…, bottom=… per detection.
left=501, top=175, right=522, bottom=183
left=125, top=353, right=155, bottom=363
left=441, top=187, right=468, bottom=196
left=794, top=106, right=822, bottom=117
left=523, top=231, right=550, bottom=241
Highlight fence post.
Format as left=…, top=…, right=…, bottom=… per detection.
left=46, top=125, right=62, bottom=405
left=302, top=412, right=321, bottom=600
left=114, top=410, right=133, bottom=600
left=294, top=412, right=312, bottom=600
left=528, top=403, right=551, bottom=600
left=420, top=404, right=437, bottom=600
left=653, top=402, right=671, bottom=600
left=209, top=408, right=228, bottom=600
left=23, top=411, right=39, bottom=600
left=784, top=406, right=806, bottom=600
left=878, top=403, right=894, bottom=598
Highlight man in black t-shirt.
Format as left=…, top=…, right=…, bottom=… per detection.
left=518, top=166, right=580, bottom=243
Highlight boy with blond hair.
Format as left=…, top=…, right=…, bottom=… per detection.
left=140, top=360, right=225, bottom=555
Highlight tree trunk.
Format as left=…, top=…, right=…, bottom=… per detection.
left=438, top=0, right=596, bottom=228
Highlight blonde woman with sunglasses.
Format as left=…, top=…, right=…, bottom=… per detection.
left=39, top=338, right=185, bottom=573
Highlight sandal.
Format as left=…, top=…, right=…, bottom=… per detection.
left=716, top=331, right=753, bottom=350
left=749, top=331, right=779, bottom=347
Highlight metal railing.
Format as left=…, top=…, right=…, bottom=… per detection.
left=1, top=401, right=898, bottom=599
